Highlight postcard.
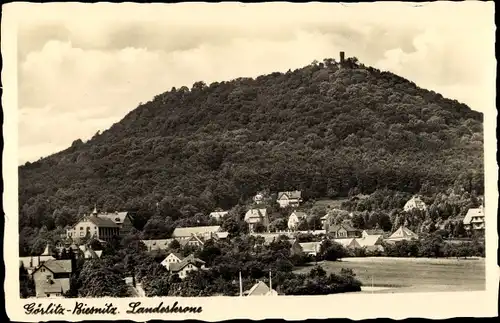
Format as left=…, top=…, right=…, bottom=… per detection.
left=2, top=1, right=498, bottom=321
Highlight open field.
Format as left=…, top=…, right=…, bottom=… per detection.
left=294, top=257, right=485, bottom=293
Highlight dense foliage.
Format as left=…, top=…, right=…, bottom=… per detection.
left=19, top=57, right=483, bottom=239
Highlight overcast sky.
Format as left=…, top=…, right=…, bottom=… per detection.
left=15, top=2, right=495, bottom=165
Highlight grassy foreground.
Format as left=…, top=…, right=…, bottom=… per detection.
left=294, top=257, right=485, bottom=293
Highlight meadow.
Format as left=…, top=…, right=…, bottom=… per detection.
left=294, top=257, right=485, bottom=293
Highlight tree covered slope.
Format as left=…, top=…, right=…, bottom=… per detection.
left=18, top=58, right=484, bottom=230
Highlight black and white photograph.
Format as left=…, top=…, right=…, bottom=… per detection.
left=2, top=1, right=498, bottom=321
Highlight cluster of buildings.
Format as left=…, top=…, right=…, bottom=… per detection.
left=22, top=191, right=485, bottom=299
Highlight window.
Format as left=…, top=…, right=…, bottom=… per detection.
left=40, top=268, right=45, bottom=272
left=80, top=232, right=84, bottom=237
left=80, top=227, right=83, bottom=230
left=46, top=275, right=51, bottom=280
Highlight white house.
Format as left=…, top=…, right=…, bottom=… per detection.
left=277, top=191, right=302, bottom=208
left=463, top=206, right=485, bottom=231
left=403, top=196, right=427, bottom=212
left=160, top=252, right=183, bottom=270
left=287, top=211, right=308, bottom=231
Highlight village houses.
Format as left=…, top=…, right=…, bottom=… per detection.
left=276, top=191, right=302, bottom=208
left=463, top=205, right=485, bottom=232
left=244, top=209, right=269, bottom=233
left=32, top=259, right=72, bottom=298
left=287, top=211, right=307, bottom=231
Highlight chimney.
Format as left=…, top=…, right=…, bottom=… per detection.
left=340, top=51, right=345, bottom=64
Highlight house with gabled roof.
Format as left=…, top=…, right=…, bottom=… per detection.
left=277, top=191, right=302, bottom=208
left=385, top=226, right=419, bottom=242
left=161, top=252, right=184, bottom=270
left=32, top=259, right=72, bottom=298
left=287, top=211, right=308, bottom=231
left=179, top=235, right=205, bottom=248
left=463, top=206, right=485, bottom=232
left=167, top=254, right=206, bottom=279
left=244, top=209, right=269, bottom=233
left=244, top=280, right=277, bottom=296
left=327, top=222, right=361, bottom=239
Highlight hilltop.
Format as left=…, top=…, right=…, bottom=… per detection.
left=19, top=55, right=484, bottom=233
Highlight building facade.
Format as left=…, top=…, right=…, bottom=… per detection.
left=276, top=191, right=302, bottom=208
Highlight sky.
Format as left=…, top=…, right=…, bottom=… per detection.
left=14, top=2, right=496, bottom=165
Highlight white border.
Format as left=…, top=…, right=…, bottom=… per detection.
left=2, top=2, right=498, bottom=321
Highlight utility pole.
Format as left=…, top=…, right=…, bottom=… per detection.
left=239, top=271, right=243, bottom=297
left=269, top=270, right=272, bottom=293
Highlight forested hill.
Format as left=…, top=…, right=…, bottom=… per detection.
left=19, top=56, right=484, bottom=231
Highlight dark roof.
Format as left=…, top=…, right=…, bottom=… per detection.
left=87, top=216, right=119, bottom=228
left=169, top=254, right=205, bottom=272
left=37, top=259, right=72, bottom=274
left=99, top=211, right=130, bottom=224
